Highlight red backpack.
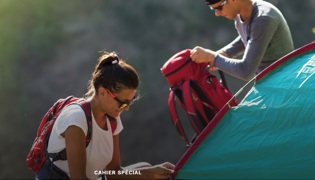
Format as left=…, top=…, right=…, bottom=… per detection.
left=26, top=96, right=117, bottom=173
left=161, top=49, right=238, bottom=146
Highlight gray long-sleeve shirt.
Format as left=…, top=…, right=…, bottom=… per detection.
left=214, top=0, right=294, bottom=81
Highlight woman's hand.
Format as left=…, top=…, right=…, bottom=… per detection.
left=141, top=162, right=175, bottom=179
left=106, top=162, right=174, bottom=180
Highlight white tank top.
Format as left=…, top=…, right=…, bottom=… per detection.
left=47, top=104, right=123, bottom=179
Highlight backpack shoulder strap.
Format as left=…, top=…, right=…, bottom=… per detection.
left=182, top=80, right=213, bottom=134
left=77, top=100, right=118, bottom=135
left=218, top=70, right=228, bottom=90
left=110, top=120, right=117, bottom=134
left=168, top=90, right=191, bottom=147
left=48, top=98, right=92, bottom=162
left=77, top=99, right=92, bottom=144
left=79, top=99, right=117, bottom=135
left=48, top=98, right=118, bottom=162
left=106, top=114, right=118, bottom=134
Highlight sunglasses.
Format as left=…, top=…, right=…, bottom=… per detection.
left=208, top=0, right=228, bottom=11
left=105, top=88, right=139, bottom=109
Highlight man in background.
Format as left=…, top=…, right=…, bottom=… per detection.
left=191, top=0, right=294, bottom=81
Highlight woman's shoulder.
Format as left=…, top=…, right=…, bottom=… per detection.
left=60, top=103, right=87, bottom=118
left=54, top=104, right=89, bottom=132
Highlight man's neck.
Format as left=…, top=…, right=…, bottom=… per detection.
left=239, top=0, right=254, bottom=22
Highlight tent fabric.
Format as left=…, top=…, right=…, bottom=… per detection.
left=174, top=42, right=315, bottom=179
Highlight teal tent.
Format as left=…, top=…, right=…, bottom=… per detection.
left=174, top=42, right=315, bottom=179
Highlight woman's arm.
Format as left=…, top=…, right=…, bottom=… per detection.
left=64, top=125, right=89, bottom=180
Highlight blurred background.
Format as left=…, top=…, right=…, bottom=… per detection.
left=0, top=0, right=314, bottom=179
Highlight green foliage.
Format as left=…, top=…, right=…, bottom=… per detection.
left=0, top=0, right=62, bottom=93
left=0, top=1, right=63, bottom=178
left=20, top=0, right=63, bottom=63
left=0, top=1, right=22, bottom=93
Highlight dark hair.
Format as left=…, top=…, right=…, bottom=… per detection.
left=205, top=0, right=221, bottom=5
left=85, top=51, right=139, bottom=98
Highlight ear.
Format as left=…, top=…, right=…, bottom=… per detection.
left=98, top=86, right=106, bottom=97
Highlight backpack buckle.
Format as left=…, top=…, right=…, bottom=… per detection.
left=206, top=77, right=213, bottom=84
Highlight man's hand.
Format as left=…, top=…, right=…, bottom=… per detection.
left=190, top=46, right=216, bottom=68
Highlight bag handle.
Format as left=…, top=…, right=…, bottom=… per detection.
left=218, top=70, right=229, bottom=90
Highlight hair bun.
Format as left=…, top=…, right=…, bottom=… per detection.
left=111, top=59, right=119, bottom=64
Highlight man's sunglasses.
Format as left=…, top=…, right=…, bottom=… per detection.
left=105, top=88, right=140, bottom=109
left=207, top=0, right=228, bottom=11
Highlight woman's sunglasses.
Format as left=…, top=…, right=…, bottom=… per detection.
left=105, top=88, right=140, bottom=109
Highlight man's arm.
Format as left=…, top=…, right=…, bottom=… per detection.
left=214, top=16, right=277, bottom=81
left=218, top=36, right=245, bottom=58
